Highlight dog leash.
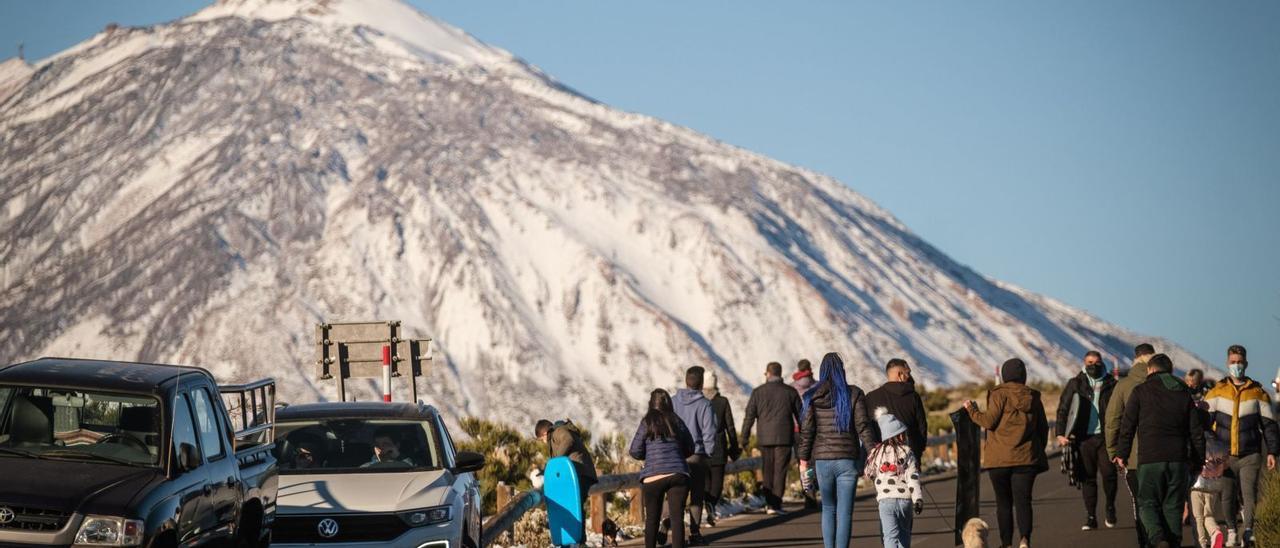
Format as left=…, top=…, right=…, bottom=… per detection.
left=920, top=480, right=956, bottom=532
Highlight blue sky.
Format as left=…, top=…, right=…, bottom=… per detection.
left=3, top=1, right=1278, bottom=382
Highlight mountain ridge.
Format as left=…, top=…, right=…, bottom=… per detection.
left=0, top=0, right=1209, bottom=432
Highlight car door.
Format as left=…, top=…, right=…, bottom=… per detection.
left=436, top=416, right=480, bottom=536
left=189, top=385, right=239, bottom=539
left=169, top=391, right=211, bottom=545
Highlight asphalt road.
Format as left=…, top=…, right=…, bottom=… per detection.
left=622, top=456, right=1203, bottom=547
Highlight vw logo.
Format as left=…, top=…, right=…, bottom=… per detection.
left=0, top=507, right=14, bottom=524
left=316, top=518, right=340, bottom=539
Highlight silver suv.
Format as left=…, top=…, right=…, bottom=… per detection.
left=270, top=402, right=484, bottom=548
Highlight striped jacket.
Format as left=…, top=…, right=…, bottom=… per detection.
left=1205, top=378, right=1280, bottom=457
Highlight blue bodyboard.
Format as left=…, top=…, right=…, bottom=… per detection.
left=544, top=456, right=584, bottom=546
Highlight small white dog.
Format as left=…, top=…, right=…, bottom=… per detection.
left=961, top=517, right=990, bottom=548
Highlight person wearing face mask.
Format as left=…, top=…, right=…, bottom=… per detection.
left=865, top=358, right=928, bottom=463
left=1056, top=350, right=1119, bottom=531
left=1203, top=344, right=1279, bottom=547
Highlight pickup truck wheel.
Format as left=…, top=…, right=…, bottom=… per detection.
left=235, top=505, right=267, bottom=548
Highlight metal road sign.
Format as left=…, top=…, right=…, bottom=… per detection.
left=315, top=321, right=432, bottom=402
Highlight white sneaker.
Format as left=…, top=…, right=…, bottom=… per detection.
left=1227, top=528, right=1239, bottom=547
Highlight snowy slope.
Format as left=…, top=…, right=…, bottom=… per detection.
left=0, top=0, right=1209, bottom=432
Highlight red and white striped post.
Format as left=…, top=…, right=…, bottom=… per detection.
left=381, top=345, right=392, bottom=402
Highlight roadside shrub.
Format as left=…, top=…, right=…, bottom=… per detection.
left=456, top=418, right=546, bottom=514
left=1255, top=470, right=1280, bottom=546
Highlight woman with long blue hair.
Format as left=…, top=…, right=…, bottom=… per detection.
left=797, top=352, right=878, bottom=548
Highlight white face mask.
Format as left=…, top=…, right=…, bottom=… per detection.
left=1229, top=364, right=1246, bottom=379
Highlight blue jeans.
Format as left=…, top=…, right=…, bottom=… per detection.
left=815, top=459, right=858, bottom=548
left=879, top=498, right=914, bottom=548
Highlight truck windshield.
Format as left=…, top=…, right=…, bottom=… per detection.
left=274, top=418, right=443, bottom=474
left=0, top=384, right=161, bottom=467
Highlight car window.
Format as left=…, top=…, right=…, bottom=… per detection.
left=273, top=418, right=442, bottom=474
left=190, top=388, right=224, bottom=460
left=172, top=393, right=199, bottom=461
left=0, top=385, right=161, bottom=466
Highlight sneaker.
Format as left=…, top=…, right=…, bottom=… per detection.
left=1082, top=516, right=1097, bottom=531
left=1018, top=537, right=1030, bottom=548
left=1227, top=528, right=1238, bottom=547
left=1211, top=530, right=1226, bottom=548
left=1243, top=528, right=1254, bottom=547
left=688, top=533, right=707, bottom=546
left=765, top=507, right=779, bottom=516
left=704, top=503, right=716, bottom=527
left=1104, top=506, right=1116, bottom=528
left=656, top=518, right=669, bottom=546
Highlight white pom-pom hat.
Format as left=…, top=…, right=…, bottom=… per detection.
left=874, top=406, right=908, bottom=440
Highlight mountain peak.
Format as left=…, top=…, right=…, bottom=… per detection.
left=188, top=0, right=517, bottom=70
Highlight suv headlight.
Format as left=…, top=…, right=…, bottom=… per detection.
left=74, top=516, right=145, bottom=546
left=397, top=506, right=452, bottom=527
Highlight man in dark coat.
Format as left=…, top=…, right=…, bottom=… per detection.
left=1056, top=350, right=1119, bottom=530
left=1115, top=353, right=1206, bottom=548
left=535, top=418, right=598, bottom=500
left=741, top=361, right=803, bottom=514
left=865, top=358, right=928, bottom=462
left=701, top=371, right=740, bottom=526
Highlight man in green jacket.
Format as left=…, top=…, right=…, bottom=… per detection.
left=1105, top=342, right=1155, bottom=547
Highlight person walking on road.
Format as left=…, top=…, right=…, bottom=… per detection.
left=792, top=359, right=816, bottom=396
left=1115, top=353, right=1207, bottom=548
left=702, top=371, right=741, bottom=526
left=1055, top=350, right=1119, bottom=530
left=791, top=359, right=818, bottom=509
left=865, top=408, right=924, bottom=548
left=1190, top=437, right=1230, bottom=548
left=673, top=366, right=718, bottom=545
left=1106, top=342, right=1156, bottom=547
left=630, top=389, right=696, bottom=548
left=964, top=358, right=1049, bottom=548
left=741, top=361, right=803, bottom=514
left=797, top=352, right=878, bottom=548
left=1203, top=344, right=1279, bottom=547
left=866, top=358, right=928, bottom=462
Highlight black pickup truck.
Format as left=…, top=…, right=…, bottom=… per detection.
left=0, top=357, right=278, bottom=547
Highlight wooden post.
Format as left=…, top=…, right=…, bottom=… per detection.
left=591, top=493, right=606, bottom=534
left=629, top=487, right=643, bottom=524
left=496, top=482, right=512, bottom=511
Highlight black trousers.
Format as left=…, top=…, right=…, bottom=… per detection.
left=643, top=474, right=688, bottom=548
left=989, top=466, right=1037, bottom=546
left=1078, top=434, right=1118, bottom=518
left=760, top=445, right=792, bottom=510
left=1125, top=469, right=1148, bottom=547
left=706, top=464, right=726, bottom=506
left=685, top=455, right=708, bottom=534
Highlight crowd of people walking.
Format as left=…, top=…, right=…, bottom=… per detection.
left=544, top=342, right=1276, bottom=548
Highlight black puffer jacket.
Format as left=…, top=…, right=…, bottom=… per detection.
left=1055, top=372, right=1116, bottom=439
left=865, top=381, right=929, bottom=461
left=797, top=382, right=877, bottom=462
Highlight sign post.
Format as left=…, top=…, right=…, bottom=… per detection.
left=315, top=321, right=432, bottom=402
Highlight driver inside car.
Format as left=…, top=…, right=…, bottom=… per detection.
left=363, top=427, right=419, bottom=467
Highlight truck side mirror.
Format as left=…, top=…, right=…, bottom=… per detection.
left=452, top=451, right=485, bottom=474
left=177, top=442, right=200, bottom=472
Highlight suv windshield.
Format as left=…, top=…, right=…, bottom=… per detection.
left=275, top=418, right=443, bottom=474
left=0, top=384, right=161, bottom=467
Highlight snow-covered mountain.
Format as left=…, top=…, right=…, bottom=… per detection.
left=0, top=0, right=1208, bottom=432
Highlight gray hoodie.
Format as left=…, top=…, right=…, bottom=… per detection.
left=674, top=388, right=718, bottom=456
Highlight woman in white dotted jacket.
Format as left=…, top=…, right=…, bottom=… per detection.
left=865, top=407, right=924, bottom=548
